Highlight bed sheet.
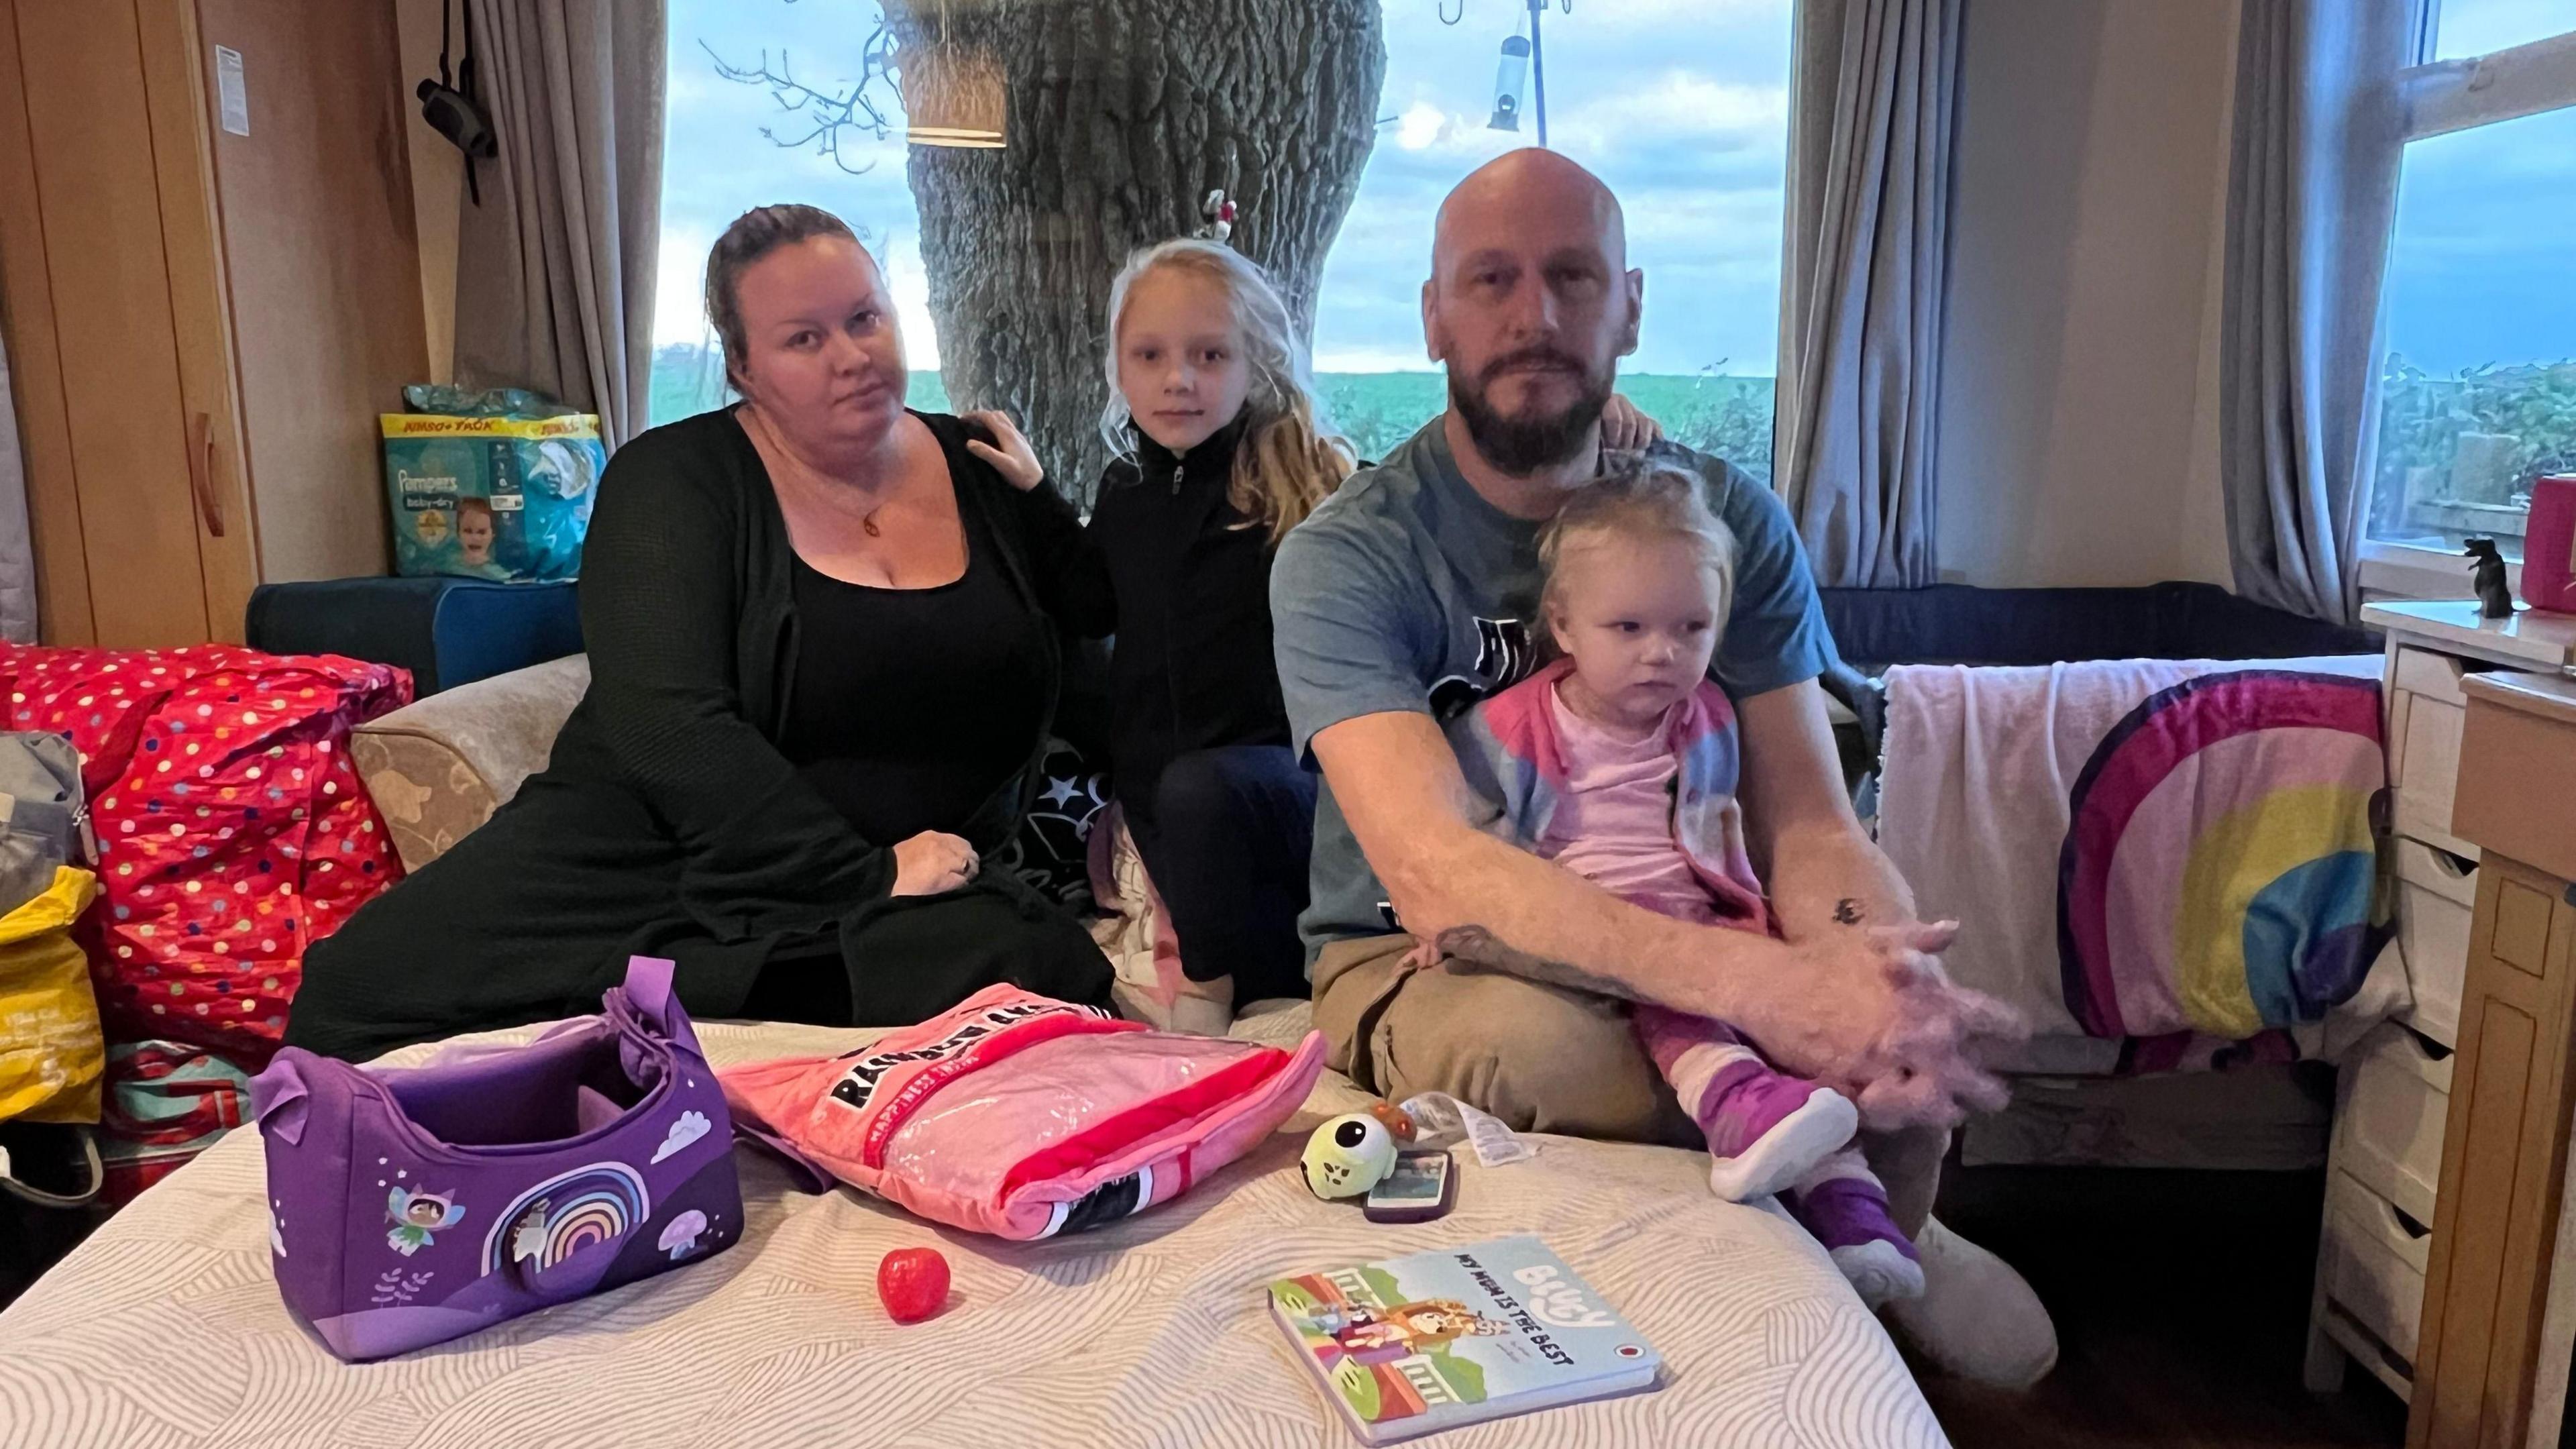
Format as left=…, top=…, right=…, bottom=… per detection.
left=0, top=1002, right=1947, bottom=1449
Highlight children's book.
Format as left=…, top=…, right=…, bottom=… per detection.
left=1265, top=1234, right=1662, bottom=1444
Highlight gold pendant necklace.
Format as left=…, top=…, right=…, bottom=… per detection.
left=861, top=510, right=882, bottom=538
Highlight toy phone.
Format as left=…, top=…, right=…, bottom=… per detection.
left=1363, top=1149, right=1456, bottom=1224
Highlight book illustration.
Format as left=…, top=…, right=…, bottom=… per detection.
left=1272, top=1270, right=1495, bottom=1423
left=1267, top=1237, right=1654, bottom=1436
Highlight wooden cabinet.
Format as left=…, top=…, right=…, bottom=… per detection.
left=2309, top=605, right=2576, bottom=1405
left=0, top=0, right=425, bottom=647
left=2402, top=669, right=2576, bottom=1449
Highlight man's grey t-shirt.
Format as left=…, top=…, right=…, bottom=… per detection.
left=1270, top=417, right=1839, bottom=960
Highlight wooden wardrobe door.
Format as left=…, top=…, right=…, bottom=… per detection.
left=2411, top=857, right=2576, bottom=1448
left=194, top=0, right=421, bottom=584
left=0, top=0, right=219, bottom=647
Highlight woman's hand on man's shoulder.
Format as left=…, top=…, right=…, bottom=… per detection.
left=961, top=409, right=1045, bottom=492
left=1600, top=393, right=1665, bottom=451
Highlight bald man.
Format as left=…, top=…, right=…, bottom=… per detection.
left=1268, top=150, right=2055, bottom=1387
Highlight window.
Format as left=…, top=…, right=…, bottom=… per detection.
left=653, top=0, right=949, bottom=427
left=651, top=0, right=1793, bottom=487
left=1309, top=0, right=1792, bottom=477
left=2430, top=0, right=2576, bottom=60
left=2367, top=7, right=2576, bottom=566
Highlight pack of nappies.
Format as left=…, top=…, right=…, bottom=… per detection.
left=380, top=388, right=602, bottom=582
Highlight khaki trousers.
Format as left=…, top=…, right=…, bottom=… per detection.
left=1313, top=932, right=1948, bottom=1234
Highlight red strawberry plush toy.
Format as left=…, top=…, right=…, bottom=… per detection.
left=877, top=1247, right=951, bottom=1324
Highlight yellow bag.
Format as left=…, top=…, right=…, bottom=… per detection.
left=0, top=867, right=103, bottom=1124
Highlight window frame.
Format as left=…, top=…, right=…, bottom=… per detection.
left=2361, top=15, right=2576, bottom=598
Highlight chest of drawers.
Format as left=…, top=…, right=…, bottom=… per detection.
left=2306, top=602, right=2576, bottom=1414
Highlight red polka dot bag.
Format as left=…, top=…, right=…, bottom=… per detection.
left=2, top=644, right=411, bottom=1064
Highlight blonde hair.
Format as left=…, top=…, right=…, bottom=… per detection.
left=1538, top=452, right=1739, bottom=630
left=1099, top=239, right=1355, bottom=542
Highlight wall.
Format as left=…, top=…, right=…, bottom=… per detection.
left=1934, top=0, right=2239, bottom=588
left=394, top=0, right=460, bottom=383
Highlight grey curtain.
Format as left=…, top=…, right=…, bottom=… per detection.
left=1772, top=0, right=1961, bottom=589
left=2218, top=0, right=2418, bottom=621
left=455, top=0, right=667, bottom=447
left=0, top=323, right=36, bottom=643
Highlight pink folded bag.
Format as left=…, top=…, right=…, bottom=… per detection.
left=720, top=986, right=1324, bottom=1239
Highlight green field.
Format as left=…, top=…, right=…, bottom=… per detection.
left=649, top=344, right=1774, bottom=483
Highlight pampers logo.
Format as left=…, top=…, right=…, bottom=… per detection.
left=826, top=1000, right=1092, bottom=1113
left=394, top=468, right=463, bottom=504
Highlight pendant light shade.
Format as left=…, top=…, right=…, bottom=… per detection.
left=900, top=44, right=1006, bottom=149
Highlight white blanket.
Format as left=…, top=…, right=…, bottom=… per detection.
left=1878, top=656, right=2406, bottom=1073
left=0, top=1005, right=1948, bottom=1448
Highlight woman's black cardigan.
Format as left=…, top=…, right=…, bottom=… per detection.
left=541, top=405, right=1114, bottom=944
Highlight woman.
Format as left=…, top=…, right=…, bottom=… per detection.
left=286, top=205, right=1116, bottom=1061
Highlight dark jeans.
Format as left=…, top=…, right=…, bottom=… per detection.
left=1125, top=745, right=1317, bottom=1003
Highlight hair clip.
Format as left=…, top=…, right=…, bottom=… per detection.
left=1194, top=188, right=1238, bottom=244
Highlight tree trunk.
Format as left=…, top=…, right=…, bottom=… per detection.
left=883, top=0, right=1384, bottom=505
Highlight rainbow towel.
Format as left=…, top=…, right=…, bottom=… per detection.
left=2056, top=668, right=2386, bottom=1040
left=1879, top=656, right=2400, bottom=1061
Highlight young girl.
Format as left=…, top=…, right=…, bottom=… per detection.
left=1087, top=239, right=1355, bottom=1028
left=1446, top=457, right=1924, bottom=1307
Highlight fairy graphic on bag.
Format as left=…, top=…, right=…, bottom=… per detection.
left=385, top=1186, right=467, bottom=1254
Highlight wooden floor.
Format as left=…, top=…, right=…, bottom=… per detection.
left=1915, top=1163, right=2408, bottom=1448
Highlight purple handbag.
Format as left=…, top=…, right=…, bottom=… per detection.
left=250, top=957, right=743, bottom=1361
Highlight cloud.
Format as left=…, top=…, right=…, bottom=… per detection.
left=1395, top=101, right=1447, bottom=152
left=652, top=1110, right=712, bottom=1164
left=1549, top=73, right=1790, bottom=156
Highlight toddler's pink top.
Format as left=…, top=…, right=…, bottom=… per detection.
left=1536, top=682, right=1717, bottom=919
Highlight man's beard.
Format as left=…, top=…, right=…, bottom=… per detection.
left=1448, top=346, right=1615, bottom=475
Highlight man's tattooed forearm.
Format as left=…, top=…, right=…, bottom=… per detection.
left=1833, top=898, right=1866, bottom=926
left=1428, top=924, right=1654, bottom=1006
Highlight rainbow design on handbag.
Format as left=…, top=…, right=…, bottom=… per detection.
left=2057, top=669, right=2387, bottom=1041
left=484, top=1163, right=652, bottom=1277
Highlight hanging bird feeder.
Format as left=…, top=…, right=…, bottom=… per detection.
left=1489, top=30, right=1531, bottom=132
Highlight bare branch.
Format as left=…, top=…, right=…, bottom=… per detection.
left=700, top=14, right=903, bottom=175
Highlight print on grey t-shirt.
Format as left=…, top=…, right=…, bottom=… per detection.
left=1429, top=614, right=1542, bottom=722
left=1269, top=417, right=1839, bottom=961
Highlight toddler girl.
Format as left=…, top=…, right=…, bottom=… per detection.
left=1448, top=457, right=1923, bottom=1306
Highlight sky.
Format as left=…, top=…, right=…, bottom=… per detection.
left=655, top=0, right=1795, bottom=376
left=655, top=0, right=2574, bottom=381
left=2381, top=0, right=2576, bottom=377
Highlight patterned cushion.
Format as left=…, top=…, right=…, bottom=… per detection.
left=352, top=655, right=591, bottom=871
left=990, top=739, right=1107, bottom=915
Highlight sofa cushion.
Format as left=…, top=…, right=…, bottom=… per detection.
left=1817, top=582, right=2378, bottom=670
left=245, top=576, right=583, bottom=696
left=353, top=655, right=592, bottom=871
